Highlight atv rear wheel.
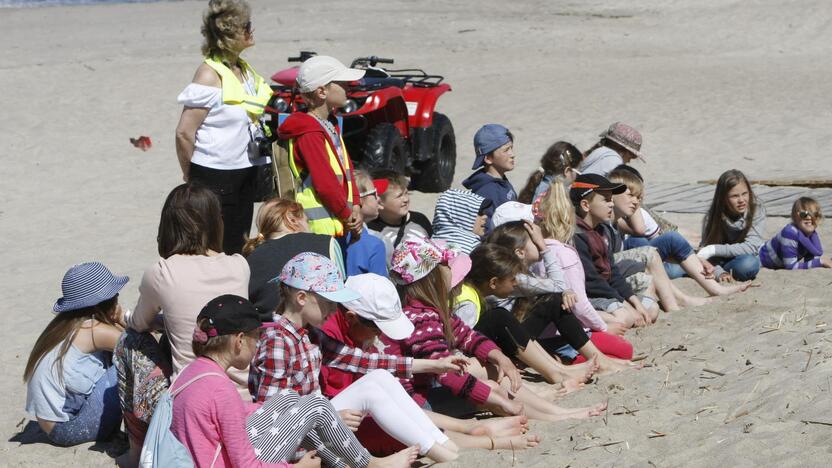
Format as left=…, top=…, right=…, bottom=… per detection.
left=413, top=112, right=455, bottom=192
left=361, top=123, right=408, bottom=174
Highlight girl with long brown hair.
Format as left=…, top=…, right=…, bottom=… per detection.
left=24, top=262, right=126, bottom=446
left=697, top=169, right=765, bottom=281
left=517, top=141, right=583, bottom=204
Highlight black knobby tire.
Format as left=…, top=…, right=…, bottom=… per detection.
left=361, top=123, right=408, bottom=174
left=413, top=112, right=455, bottom=192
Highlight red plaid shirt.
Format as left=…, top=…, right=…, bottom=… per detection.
left=249, top=316, right=413, bottom=402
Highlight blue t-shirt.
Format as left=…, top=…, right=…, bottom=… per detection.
left=346, top=225, right=389, bottom=277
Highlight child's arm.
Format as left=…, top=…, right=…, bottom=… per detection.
left=705, top=207, right=767, bottom=258
left=126, top=262, right=164, bottom=333
left=780, top=226, right=824, bottom=270
left=319, top=332, right=413, bottom=378
left=616, top=208, right=647, bottom=237
left=404, top=314, right=493, bottom=404
left=295, top=133, right=353, bottom=221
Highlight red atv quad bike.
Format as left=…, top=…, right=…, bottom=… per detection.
left=264, top=51, right=456, bottom=192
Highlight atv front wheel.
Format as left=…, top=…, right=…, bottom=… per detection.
left=361, top=123, right=408, bottom=174
left=413, top=112, right=455, bottom=192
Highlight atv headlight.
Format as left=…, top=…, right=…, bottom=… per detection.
left=273, top=98, right=289, bottom=113
left=342, top=99, right=358, bottom=114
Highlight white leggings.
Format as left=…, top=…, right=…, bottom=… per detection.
left=330, top=369, right=448, bottom=455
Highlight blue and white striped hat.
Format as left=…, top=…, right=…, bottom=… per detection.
left=53, top=262, right=129, bottom=313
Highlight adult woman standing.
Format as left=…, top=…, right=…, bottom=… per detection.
left=175, top=0, right=272, bottom=254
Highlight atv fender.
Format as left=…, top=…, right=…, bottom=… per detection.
left=355, top=87, right=410, bottom=137
left=402, top=84, right=452, bottom=129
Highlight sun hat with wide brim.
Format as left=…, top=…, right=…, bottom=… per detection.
left=53, top=262, right=129, bottom=313
left=390, top=235, right=471, bottom=288
left=600, top=122, right=646, bottom=161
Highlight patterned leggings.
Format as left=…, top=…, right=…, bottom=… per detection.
left=250, top=388, right=371, bottom=468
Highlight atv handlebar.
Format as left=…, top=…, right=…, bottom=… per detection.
left=351, top=56, right=394, bottom=68
left=288, top=51, right=318, bottom=63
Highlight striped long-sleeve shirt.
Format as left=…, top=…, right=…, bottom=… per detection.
left=759, top=223, right=824, bottom=270
left=392, top=298, right=496, bottom=406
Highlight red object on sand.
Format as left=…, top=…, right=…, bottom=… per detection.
left=130, top=136, right=152, bottom=151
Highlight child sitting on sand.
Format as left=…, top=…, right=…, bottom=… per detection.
left=346, top=170, right=389, bottom=277
left=171, top=294, right=414, bottom=467
left=431, top=188, right=492, bottom=254
left=517, top=141, right=584, bottom=204
left=462, top=124, right=518, bottom=225
left=367, top=170, right=432, bottom=264
left=580, top=122, right=644, bottom=177
left=697, top=169, right=765, bottom=281
left=760, top=197, right=832, bottom=270
left=24, top=262, right=125, bottom=447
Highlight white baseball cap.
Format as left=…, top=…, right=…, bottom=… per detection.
left=343, top=273, right=414, bottom=340
left=296, top=55, right=366, bottom=93
left=492, top=201, right=534, bottom=227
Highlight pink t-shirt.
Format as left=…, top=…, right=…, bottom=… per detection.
left=171, top=357, right=290, bottom=468
left=127, top=254, right=251, bottom=388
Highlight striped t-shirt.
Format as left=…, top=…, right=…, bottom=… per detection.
left=759, top=223, right=824, bottom=270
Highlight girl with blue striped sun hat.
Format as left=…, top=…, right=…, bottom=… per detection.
left=23, top=262, right=128, bottom=446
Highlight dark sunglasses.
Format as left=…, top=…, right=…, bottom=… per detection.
left=798, top=210, right=821, bottom=220
left=244, top=21, right=252, bottom=34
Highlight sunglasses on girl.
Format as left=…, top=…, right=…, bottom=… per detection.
left=244, top=21, right=252, bottom=34
left=798, top=210, right=821, bottom=220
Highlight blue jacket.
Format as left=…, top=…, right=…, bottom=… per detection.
left=462, top=170, right=517, bottom=223
left=346, top=226, right=388, bottom=277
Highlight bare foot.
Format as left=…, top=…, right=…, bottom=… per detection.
left=559, top=357, right=598, bottom=382
left=369, top=446, right=420, bottom=468
left=470, top=415, right=529, bottom=437
left=596, top=356, right=640, bottom=376
left=557, top=401, right=608, bottom=420
left=679, top=294, right=710, bottom=308
left=492, top=433, right=542, bottom=450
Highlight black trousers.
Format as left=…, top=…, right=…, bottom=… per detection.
left=189, top=163, right=257, bottom=255
left=520, top=293, right=590, bottom=351
left=474, top=307, right=531, bottom=357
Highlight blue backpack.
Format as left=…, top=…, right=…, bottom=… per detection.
left=139, top=372, right=225, bottom=468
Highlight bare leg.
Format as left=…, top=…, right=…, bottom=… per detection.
left=426, top=411, right=529, bottom=437
left=680, top=255, right=749, bottom=296
left=516, top=340, right=594, bottom=391
left=368, top=447, right=420, bottom=468
left=445, top=430, right=541, bottom=450
left=669, top=281, right=709, bottom=308
left=494, top=378, right=607, bottom=422
left=575, top=339, right=638, bottom=376
left=645, top=254, right=681, bottom=312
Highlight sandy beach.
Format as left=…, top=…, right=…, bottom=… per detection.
left=2, top=0, right=832, bottom=465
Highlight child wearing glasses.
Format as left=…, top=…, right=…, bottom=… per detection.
left=760, top=197, right=831, bottom=270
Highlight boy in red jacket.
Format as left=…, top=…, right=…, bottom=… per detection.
left=279, top=55, right=365, bottom=238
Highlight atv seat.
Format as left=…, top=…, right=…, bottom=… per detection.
left=358, top=77, right=406, bottom=90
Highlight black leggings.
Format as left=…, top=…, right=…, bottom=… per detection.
left=520, top=293, right=590, bottom=351
left=189, top=163, right=257, bottom=255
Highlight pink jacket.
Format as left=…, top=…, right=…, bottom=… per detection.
left=537, top=239, right=607, bottom=332
left=171, top=357, right=291, bottom=468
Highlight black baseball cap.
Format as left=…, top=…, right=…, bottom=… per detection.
left=198, top=294, right=262, bottom=336
left=569, top=173, right=626, bottom=205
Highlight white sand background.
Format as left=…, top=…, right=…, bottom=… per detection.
left=2, top=0, right=832, bottom=465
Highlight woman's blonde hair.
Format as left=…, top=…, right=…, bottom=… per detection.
left=242, top=198, right=306, bottom=256
left=201, top=0, right=251, bottom=58
left=537, top=178, right=575, bottom=243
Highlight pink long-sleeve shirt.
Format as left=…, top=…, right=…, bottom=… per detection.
left=170, top=357, right=291, bottom=468
left=539, top=239, right=608, bottom=332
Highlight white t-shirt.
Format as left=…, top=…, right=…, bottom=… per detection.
left=177, top=82, right=269, bottom=170
left=641, top=207, right=661, bottom=239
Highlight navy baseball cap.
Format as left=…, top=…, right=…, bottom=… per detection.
left=472, top=124, right=512, bottom=169
left=569, top=174, right=626, bottom=206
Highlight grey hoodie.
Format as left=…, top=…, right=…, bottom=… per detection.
left=579, top=146, right=623, bottom=177
left=702, top=204, right=767, bottom=277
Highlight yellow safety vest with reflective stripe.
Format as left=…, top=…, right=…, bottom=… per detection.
left=203, top=56, right=272, bottom=119
left=287, top=131, right=355, bottom=237
left=454, top=284, right=483, bottom=325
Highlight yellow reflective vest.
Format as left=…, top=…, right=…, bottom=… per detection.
left=203, top=56, right=271, bottom=120
left=287, top=131, right=355, bottom=237
left=454, top=284, right=483, bottom=325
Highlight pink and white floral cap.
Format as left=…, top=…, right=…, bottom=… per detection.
left=390, top=235, right=471, bottom=287
left=272, top=252, right=360, bottom=303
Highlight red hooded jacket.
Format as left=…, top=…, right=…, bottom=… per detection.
left=278, top=113, right=359, bottom=220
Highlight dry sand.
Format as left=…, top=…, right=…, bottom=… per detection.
left=2, top=0, right=832, bottom=466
